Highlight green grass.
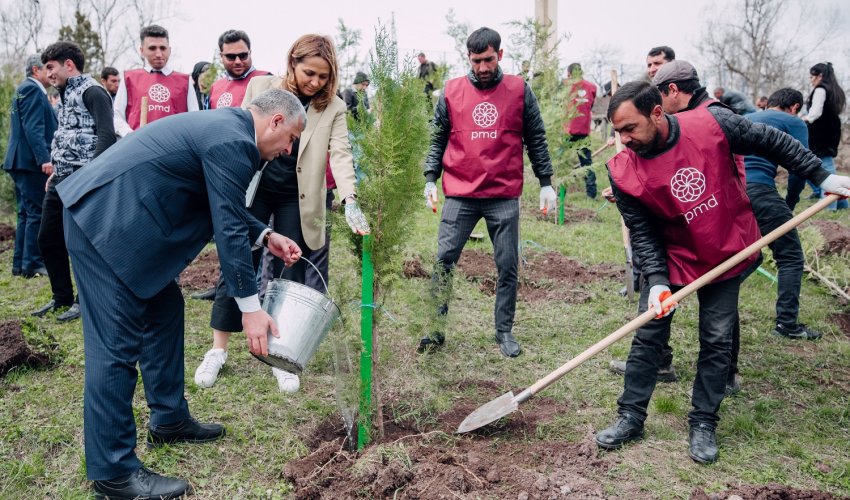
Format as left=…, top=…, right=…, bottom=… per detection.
left=1, top=164, right=849, bottom=498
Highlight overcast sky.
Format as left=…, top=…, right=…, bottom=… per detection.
left=6, top=0, right=849, bottom=88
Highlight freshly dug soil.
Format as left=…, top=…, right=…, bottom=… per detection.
left=403, top=257, right=429, bottom=279
left=0, top=321, right=49, bottom=377
left=691, top=483, right=844, bottom=499
left=808, top=220, right=850, bottom=255
left=458, top=249, right=622, bottom=303
left=0, top=223, right=14, bottom=253
left=534, top=206, right=598, bottom=225
left=180, top=250, right=220, bottom=291
left=285, top=390, right=610, bottom=499
left=830, top=313, right=850, bottom=339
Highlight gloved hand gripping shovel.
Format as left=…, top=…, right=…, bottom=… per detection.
left=457, top=194, right=841, bottom=433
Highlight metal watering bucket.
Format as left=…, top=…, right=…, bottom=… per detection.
left=251, top=256, right=341, bottom=374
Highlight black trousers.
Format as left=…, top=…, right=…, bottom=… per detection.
left=569, top=135, right=596, bottom=198
left=9, top=169, right=47, bottom=273
left=304, top=191, right=334, bottom=293
left=38, top=186, right=76, bottom=305
left=618, top=275, right=740, bottom=428
left=210, top=190, right=306, bottom=332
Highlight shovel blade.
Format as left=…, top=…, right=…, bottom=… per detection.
left=457, top=391, right=518, bottom=433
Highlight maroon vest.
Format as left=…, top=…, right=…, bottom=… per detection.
left=441, top=74, right=525, bottom=198
left=565, top=79, right=596, bottom=136
left=209, top=70, right=272, bottom=109
left=124, top=69, right=189, bottom=129
left=608, top=106, right=760, bottom=285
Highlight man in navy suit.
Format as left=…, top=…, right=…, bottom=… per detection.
left=57, top=88, right=305, bottom=499
left=3, top=55, right=57, bottom=278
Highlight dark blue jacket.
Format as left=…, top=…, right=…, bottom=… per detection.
left=744, top=109, right=809, bottom=189
left=57, top=108, right=268, bottom=299
left=3, top=78, right=58, bottom=171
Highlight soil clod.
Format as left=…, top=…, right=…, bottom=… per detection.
left=0, top=321, right=49, bottom=377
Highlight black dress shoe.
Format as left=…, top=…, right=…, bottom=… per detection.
left=147, top=417, right=225, bottom=446
left=772, top=323, right=822, bottom=340
left=56, top=303, right=81, bottom=322
left=93, top=466, right=192, bottom=499
left=494, top=331, right=522, bottom=358
left=595, top=413, right=644, bottom=450
left=190, top=287, right=216, bottom=301
left=688, top=423, right=719, bottom=464
left=417, top=332, right=445, bottom=353
left=31, top=300, right=68, bottom=317
left=12, top=267, right=21, bottom=277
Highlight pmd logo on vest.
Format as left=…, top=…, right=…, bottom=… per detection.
left=471, top=102, right=498, bottom=140
left=147, top=83, right=172, bottom=113
left=670, top=167, right=717, bottom=224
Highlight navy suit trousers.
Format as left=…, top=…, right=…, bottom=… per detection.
left=64, top=211, right=190, bottom=480
left=8, top=169, right=47, bottom=272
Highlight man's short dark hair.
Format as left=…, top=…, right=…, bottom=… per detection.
left=418, top=52, right=426, bottom=58
left=41, top=41, right=85, bottom=72
left=101, top=66, right=119, bottom=80
left=467, top=27, right=501, bottom=54
left=218, top=29, right=251, bottom=51
left=140, top=24, right=169, bottom=43
left=658, top=78, right=700, bottom=96
left=607, top=81, right=661, bottom=120
left=766, top=88, right=804, bottom=111
left=647, top=46, right=675, bottom=62
left=567, top=62, right=582, bottom=76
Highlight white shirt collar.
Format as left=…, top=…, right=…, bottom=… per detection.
left=28, top=76, right=47, bottom=94
left=143, top=62, right=173, bottom=76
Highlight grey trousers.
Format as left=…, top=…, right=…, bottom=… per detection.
left=433, top=197, right=519, bottom=334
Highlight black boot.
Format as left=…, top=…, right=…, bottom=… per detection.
left=417, top=331, right=445, bottom=353
left=147, top=417, right=225, bottom=446
left=92, top=466, right=192, bottom=499
left=688, top=423, right=718, bottom=464
left=494, top=331, right=521, bottom=358
left=595, top=413, right=644, bottom=450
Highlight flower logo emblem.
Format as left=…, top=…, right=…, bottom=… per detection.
left=148, top=83, right=171, bottom=103
left=670, top=167, right=706, bottom=203
left=472, top=102, right=498, bottom=128
left=216, top=92, right=233, bottom=108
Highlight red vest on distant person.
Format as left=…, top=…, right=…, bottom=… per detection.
left=565, top=79, right=597, bottom=136
left=208, top=70, right=272, bottom=109
left=608, top=105, right=760, bottom=285
left=441, top=74, right=525, bottom=198
left=124, top=69, right=189, bottom=129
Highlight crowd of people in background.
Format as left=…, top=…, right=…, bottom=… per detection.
left=3, top=19, right=849, bottom=499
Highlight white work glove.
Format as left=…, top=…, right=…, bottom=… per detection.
left=648, top=284, right=677, bottom=318
left=818, top=174, right=850, bottom=198
left=539, top=185, right=557, bottom=214
left=424, top=181, right=438, bottom=212
left=344, top=201, right=370, bottom=235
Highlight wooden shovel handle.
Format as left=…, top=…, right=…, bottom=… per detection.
left=525, top=194, right=840, bottom=397
left=140, top=96, right=149, bottom=127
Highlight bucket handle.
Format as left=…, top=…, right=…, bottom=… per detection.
left=278, top=255, right=330, bottom=296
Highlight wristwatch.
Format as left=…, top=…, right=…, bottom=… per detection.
left=262, top=231, right=274, bottom=248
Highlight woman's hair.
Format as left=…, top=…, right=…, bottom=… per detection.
left=810, top=62, right=846, bottom=115
left=284, top=34, right=338, bottom=112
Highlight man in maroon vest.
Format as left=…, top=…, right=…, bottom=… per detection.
left=209, top=30, right=271, bottom=110
left=113, top=25, right=198, bottom=136
left=420, top=27, right=555, bottom=358
left=563, top=62, right=598, bottom=198
left=596, top=81, right=850, bottom=464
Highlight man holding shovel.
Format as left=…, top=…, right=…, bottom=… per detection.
left=421, top=27, right=556, bottom=357
left=597, top=81, right=850, bottom=464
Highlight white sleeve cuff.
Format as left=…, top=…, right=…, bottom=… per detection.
left=254, top=228, right=272, bottom=250
left=235, top=294, right=262, bottom=313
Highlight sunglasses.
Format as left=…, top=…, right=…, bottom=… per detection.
left=222, top=52, right=250, bottom=61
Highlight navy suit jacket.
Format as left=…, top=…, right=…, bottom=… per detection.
left=57, top=108, right=268, bottom=299
left=3, top=78, right=58, bottom=171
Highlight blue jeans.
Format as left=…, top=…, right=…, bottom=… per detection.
left=819, top=156, right=849, bottom=210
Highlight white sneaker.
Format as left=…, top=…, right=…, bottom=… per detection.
left=194, top=348, right=227, bottom=388
left=272, top=367, right=300, bottom=393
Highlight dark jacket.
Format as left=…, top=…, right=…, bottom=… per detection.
left=4, top=78, right=58, bottom=171
left=423, top=67, right=553, bottom=187
left=609, top=105, right=830, bottom=288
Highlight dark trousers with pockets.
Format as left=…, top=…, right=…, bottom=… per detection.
left=65, top=212, right=190, bottom=480
left=618, top=275, right=740, bottom=428
left=39, top=186, right=75, bottom=305
left=210, top=190, right=307, bottom=332
left=9, top=169, right=47, bottom=273
left=304, top=191, right=334, bottom=293
left=433, top=197, right=519, bottom=335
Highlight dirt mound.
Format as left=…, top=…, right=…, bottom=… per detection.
left=458, top=249, right=622, bottom=303
left=808, top=220, right=850, bottom=255
left=534, top=206, right=598, bottom=225
left=0, top=223, right=14, bottom=254
left=691, top=483, right=843, bottom=499
left=285, top=394, right=609, bottom=499
left=830, top=313, right=850, bottom=339
left=0, top=321, right=50, bottom=377
left=180, top=250, right=219, bottom=291
left=403, top=258, right=429, bottom=279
